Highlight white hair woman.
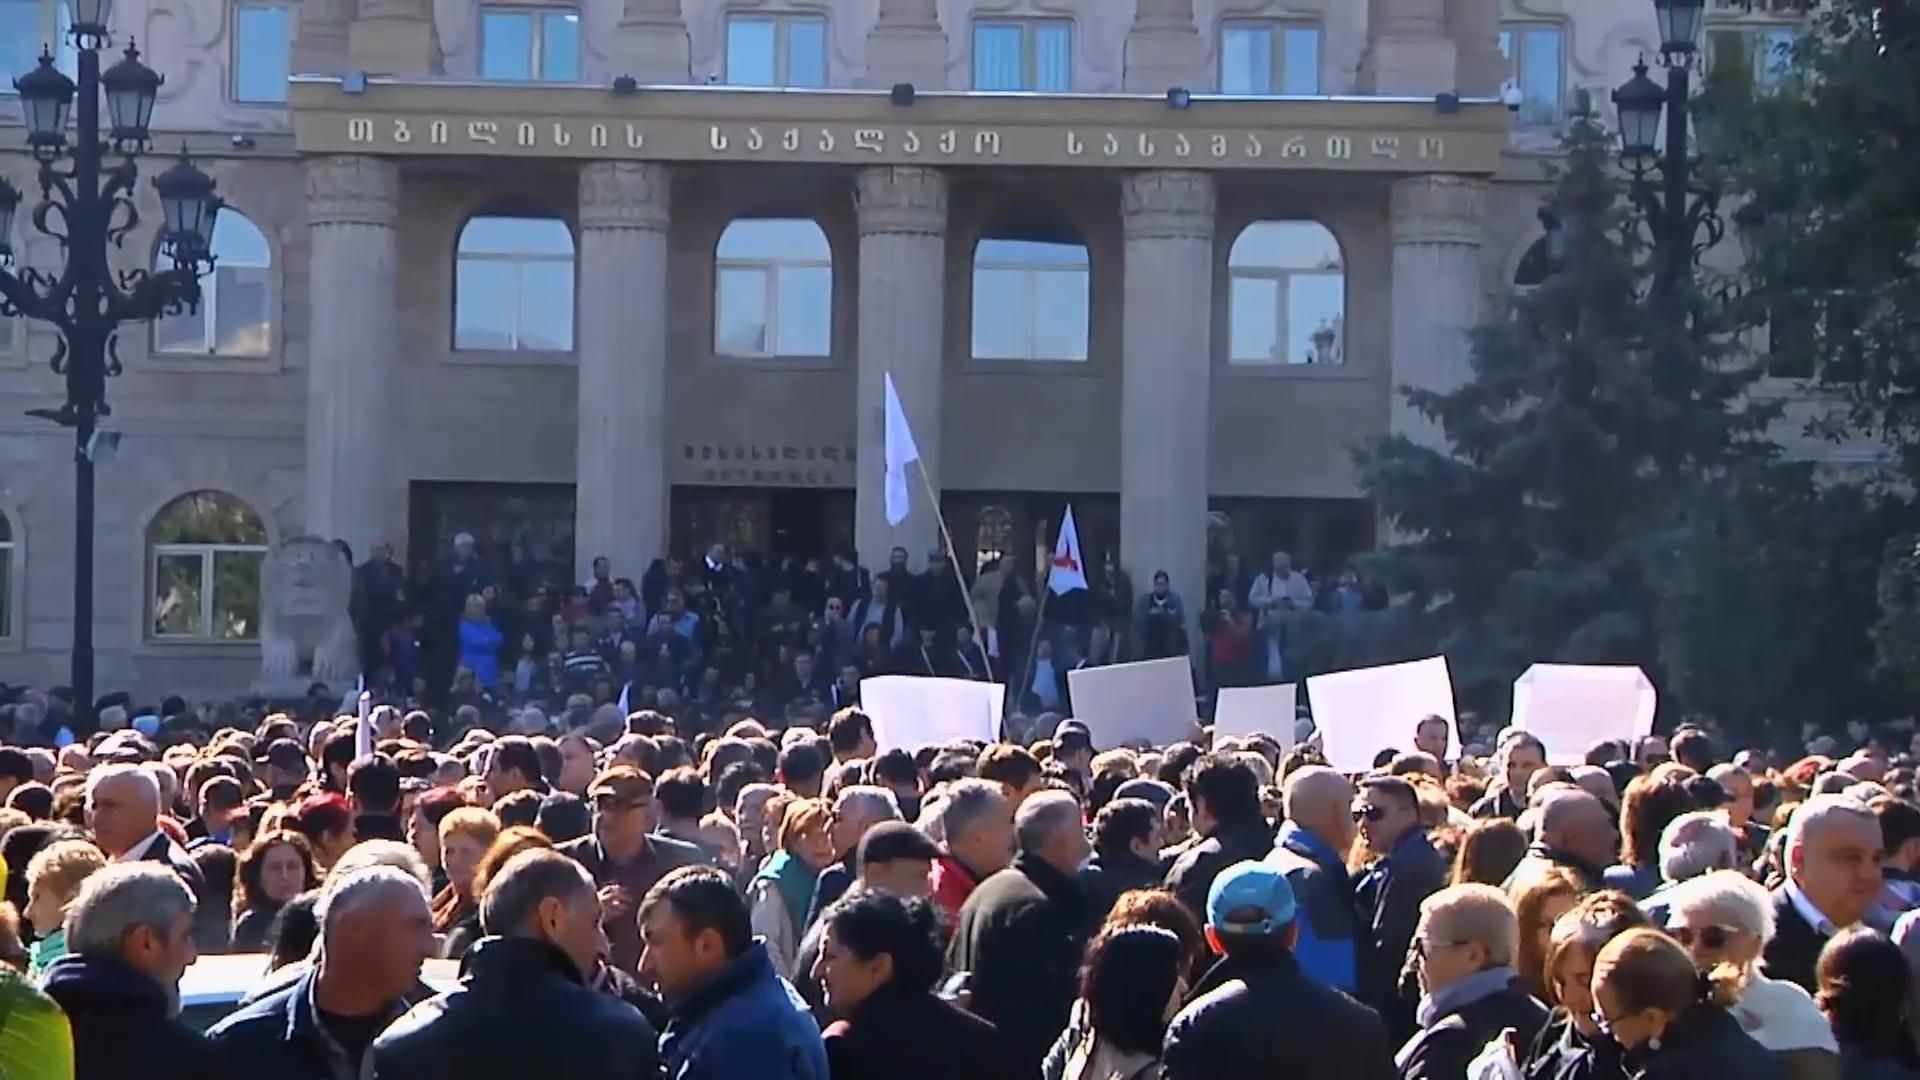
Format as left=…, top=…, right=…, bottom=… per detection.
left=1662, top=870, right=1838, bottom=1079
left=1657, top=811, right=1739, bottom=887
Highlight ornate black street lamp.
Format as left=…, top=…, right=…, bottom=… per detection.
left=1611, top=0, right=1723, bottom=300
left=0, top=6, right=222, bottom=714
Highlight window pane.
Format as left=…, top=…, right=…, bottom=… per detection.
left=1030, top=268, right=1088, bottom=360
left=973, top=23, right=1024, bottom=90
left=1760, top=28, right=1794, bottom=87
left=1229, top=276, right=1281, bottom=364
left=1288, top=273, right=1345, bottom=365
left=0, top=0, right=35, bottom=86
left=727, top=17, right=777, bottom=86
left=154, top=306, right=206, bottom=353
left=716, top=267, right=769, bottom=355
left=55, top=0, right=75, bottom=74
left=212, top=265, right=271, bottom=355
left=455, top=259, right=516, bottom=350
left=460, top=216, right=573, bottom=257
left=1033, top=23, right=1072, bottom=91
left=785, top=17, right=826, bottom=88
left=212, top=551, right=264, bottom=640
left=1229, top=221, right=1343, bottom=271
left=1519, top=27, right=1562, bottom=124
left=971, top=268, right=1028, bottom=358
left=1280, top=27, right=1320, bottom=94
left=153, top=553, right=206, bottom=637
left=516, top=259, right=574, bottom=351
left=1220, top=26, right=1269, bottom=95
left=717, top=218, right=830, bottom=260
left=480, top=10, right=533, bottom=80
left=214, top=213, right=272, bottom=266
left=774, top=265, right=831, bottom=356
left=541, top=12, right=580, bottom=80
left=150, top=492, right=268, bottom=545
left=233, top=3, right=290, bottom=103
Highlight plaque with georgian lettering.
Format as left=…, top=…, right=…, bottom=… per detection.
left=289, top=79, right=1510, bottom=175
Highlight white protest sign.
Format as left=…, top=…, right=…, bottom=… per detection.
left=1306, top=656, right=1456, bottom=773
left=860, top=676, right=1001, bottom=751
left=1511, top=664, right=1656, bottom=765
left=1067, top=657, right=1198, bottom=748
left=1213, top=684, right=1299, bottom=748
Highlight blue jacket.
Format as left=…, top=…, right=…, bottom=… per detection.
left=661, top=941, right=827, bottom=1080
left=457, top=617, right=503, bottom=687
left=1267, top=821, right=1358, bottom=993
left=208, top=964, right=421, bottom=1080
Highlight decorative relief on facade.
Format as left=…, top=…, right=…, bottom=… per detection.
left=854, top=165, right=948, bottom=236
left=577, top=161, right=671, bottom=230
left=1120, top=169, right=1215, bottom=239
left=304, top=155, right=400, bottom=227
left=1389, top=174, right=1488, bottom=247
left=875, top=0, right=940, bottom=30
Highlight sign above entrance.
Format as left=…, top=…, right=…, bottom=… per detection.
left=290, top=80, right=1511, bottom=175
left=677, top=442, right=856, bottom=488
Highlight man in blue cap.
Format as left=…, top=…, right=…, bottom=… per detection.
left=1162, top=860, right=1395, bottom=1080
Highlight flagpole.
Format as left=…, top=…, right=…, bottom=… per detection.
left=912, top=461, right=992, bottom=684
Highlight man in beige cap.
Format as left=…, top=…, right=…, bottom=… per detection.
left=557, top=765, right=710, bottom=973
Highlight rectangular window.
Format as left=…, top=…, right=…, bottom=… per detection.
left=478, top=7, right=581, bottom=81
left=972, top=20, right=1072, bottom=91
left=1, top=0, right=39, bottom=89
left=1219, top=23, right=1321, bottom=95
left=231, top=1, right=291, bottom=104
left=151, top=552, right=207, bottom=637
left=1498, top=23, right=1564, bottom=126
left=724, top=13, right=828, bottom=87
left=1707, top=26, right=1795, bottom=90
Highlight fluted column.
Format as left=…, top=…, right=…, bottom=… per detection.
left=1389, top=175, right=1488, bottom=448
left=609, top=0, right=690, bottom=82
left=305, top=156, right=398, bottom=560
left=867, top=0, right=947, bottom=88
left=854, top=166, right=947, bottom=570
left=1359, top=0, right=1456, bottom=95
left=1120, top=171, right=1214, bottom=638
left=1125, top=0, right=1204, bottom=91
left=349, top=0, right=442, bottom=74
left=575, top=162, right=672, bottom=584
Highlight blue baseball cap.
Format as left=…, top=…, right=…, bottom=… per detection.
left=1206, top=860, right=1296, bottom=935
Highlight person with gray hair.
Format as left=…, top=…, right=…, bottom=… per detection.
left=1268, top=765, right=1360, bottom=993
left=39, top=863, right=221, bottom=1080
left=1397, top=883, right=1548, bottom=1080
left=948, top=789, right=1091, bottom=1073
left=803, top=785, right=902, bottom=930
left=82, top=763, right=206, bottom=916
left=1658, top=810, right=1740, bottom=886
left=1767, top=795, right=1885, bottom=991
left=929, top=778, right=1013, bottom=927
left=210, top=866, right=437, bottom=1079
left=371, top=850, right=660, bottom=1079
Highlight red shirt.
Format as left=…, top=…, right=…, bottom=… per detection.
left=929, top=855, right=980, bottom=929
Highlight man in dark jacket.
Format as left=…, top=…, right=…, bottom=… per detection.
left=1394, top=884, right=1548, bottom=1079
left=1353, top=775, right=1450, bottom=1044
left=949, top=790, right=1091, bottom=1075
left=86, top=764, right=206, bottom=899
left=1078, top=797, right=1164, bottom=926
left=1165, top=754, right=1274, bottom=924
left=1163, top=860, right=1394, bottom=1080
left=1764, top=795, right=1883, bottom=991
left=41, top=864, right=222, bottom=1080
left=558, top=766, right=712, bottom=974
left=1266, top=766, right=1359, bottom=992
left=212, top=866, right=438, bottom=1080
left=1501, top=789, right=1616, bottom=896
left=373, top=851, right=661, bottom=1079
left=346, top=753, right=408, bottom=844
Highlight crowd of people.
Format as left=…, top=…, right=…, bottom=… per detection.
left=345, top=535, right=1377, bottom=736
left=2, top=677, right=1920, bottom=1079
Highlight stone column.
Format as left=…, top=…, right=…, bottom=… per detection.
left=349, top=0, right=442, bottom=74
left=1119, top=171, right=1214, bottom=637
left=305, top=155, right=398, bottom=561
left=292, top=0, right=352, bottom=74
left=854, top=166, right=947, bottom=570
left=574, top=162, right=672, bottom=584
left=608, top=0, right=690, bottom=83
left=1447, top=0, right=1504, bottom=97
left=1389, top=174, right=1488, bottom=448
left=1359, top=0, right=1457, bottom=95
left=1124, top=0, right=1205, bottom=92
left=866, top=0, right=947, bottom=89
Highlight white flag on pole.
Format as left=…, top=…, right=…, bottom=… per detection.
left=883, top=372, right=920, bottom=527
left=1048, top=504, right=1089, bottom=595
left=616, top=680, right=631, bottom=716
left=355, top=688, right=373, bottom=760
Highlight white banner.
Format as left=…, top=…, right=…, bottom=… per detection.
left=1511, top=664, right=1657, bottom=765
left=861, top=676, right=1001, bottom=751
left=1213, top=684, right=1299, bottom=748
left=1306, top=656, right=1456, bottom=773
left=1067, top=656, right=1198, bottom=748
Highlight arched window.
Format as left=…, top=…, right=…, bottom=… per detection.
left=1227, top=221, right=1345, bottom=365
left=454, top=214, right=576, bottom=352
left=972, top=225, right=1089, bottom=361
left=975, top=505, right=1012, bottom=576
left=153, top=210, right=273, bottom=356
left=1514, top=237, right=1553, bottom=290
left=148, top=491, right=269, bottom=641
left=714, top=218, right=832, bottom=357
left=0, top=511, right=14, bottom=640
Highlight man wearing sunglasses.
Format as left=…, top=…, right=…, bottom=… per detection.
left=1351, top=776, right=1448, bottom=1045
left=558, top=765, right=711, bottom=975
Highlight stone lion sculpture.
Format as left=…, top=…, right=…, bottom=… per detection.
left=253, top=535, right=360, bottom=697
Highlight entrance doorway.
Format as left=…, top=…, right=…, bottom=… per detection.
left=669, top=486, right=854, bottom=561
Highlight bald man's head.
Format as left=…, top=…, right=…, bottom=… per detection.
left=1537, top=788, right=1617, bottom=871
left=1283, top=765, right=1355, bottom=848
left=84, top=764, right=162, bottom=858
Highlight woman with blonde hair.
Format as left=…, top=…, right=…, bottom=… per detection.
left=1660, top=870, right=1838, bottom=1079
left=1512, top=867, right=1586, bottom=1001
left=1520, top=889, right=1648, bottom=1080
left=430, top=806, right=500, bottom=958
left=1592, top=928, right=1785, bottom=1079
left=748, top=797, right=835, bottom=979
left=22, top=839, right=105, bottom=978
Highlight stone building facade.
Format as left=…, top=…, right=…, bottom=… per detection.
left=0, top=0, right=1854, bottom=699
